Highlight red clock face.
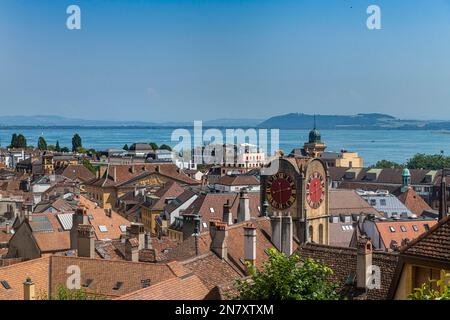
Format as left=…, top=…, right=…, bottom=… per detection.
left=306, top=172, right=325, bottom=209
left=266, top=172, right=296, bottom=210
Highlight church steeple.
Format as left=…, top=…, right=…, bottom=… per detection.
left=401, top=168, right=411, bottom=192
left=304, top=114, right=326, bottom=158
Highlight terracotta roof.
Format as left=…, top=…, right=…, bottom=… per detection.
left=143, top=181, right=186, bottom=211
left=79, top=195, right=130, bottom=240
left=216, top=175, right=260, bottom=186
left=400, top=215, right=450, bottom=263
left=182, top=253, right=241, bottom=290
left=33, top=198, right=77, bottom=213
left=0, top=255, right=190, bottom=299
left=375, top=219, right=437, bottom=250
left=57, top=164, right=96, bottom=183
left=87, top=164, right=200, bottom=187
left=329, top=222, right=355, bottom=247
left=115, top=273, right=209, bottom=300
left=182, top=192, right=261, bottom=226
left=398, top=188, right=433, bottom=216
left=0, top=257, right=51, bottom=300
left=298, top=243, right=399, bottom=300
left=165, top=189, right=197, bottom=214
left=330, top=189, right=382, bottom=216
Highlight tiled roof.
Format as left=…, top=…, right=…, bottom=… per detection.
left=143, top=181, right=186, bottom=211
left=298, top=243, right=399, bottom=300
left=216, top=175, right=260, bottom=186
left=115, top=273, right=209, bottom=300
left=87, top=164, right=200, bottom=187
left=79, top=195, right=130, bottom=240
left=375, top=219, right=437, bottom=250
left=182, top=192, right=261, bottom=227
left=182, top=253, right=241, bottom=291
left=165, top=189, right=197, bottom=214
left=329, top=222, right=355, bottom=247
left=0, top=255, right=190, bottom=300
left=57, top=164, right=96, bottom=183
left=329, top=189, right=382, bottom=216
left=398, top=188, right=433, bottom=216
left=400, top=215, right=450, bottom=263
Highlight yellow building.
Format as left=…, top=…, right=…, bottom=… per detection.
left=84, top=163, right=199, bottom=210
left=389, top=216, right=450, bottom=299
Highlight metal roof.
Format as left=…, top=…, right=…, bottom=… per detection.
left=56, top=213, right=73, bottom=231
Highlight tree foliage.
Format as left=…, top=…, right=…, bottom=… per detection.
left=406, top=153, right=450, bottom=170
left=38, top=284, right=103, bottom=300
left=37, top=136, right=47, bottom=150
left=123, top=144, right=129, bottom=151
left=72, top=133, right=82, bottom=152
left=55, top=140, right=61, bottom=152
left=9, top=133, right=27, bottom=148
left=159, top=144, right=172, bottom=151
left=149, top=142, right=158, bottom=150
left=233, top=249, right=340, bottom=300
left=370, top=159, right=403, bottom=169
left=82, top=159, right=97, bottom=175
left=409, top=273, right=450, bottom=300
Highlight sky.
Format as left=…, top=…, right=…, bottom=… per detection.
left=1, top=0, right=450, bottom=122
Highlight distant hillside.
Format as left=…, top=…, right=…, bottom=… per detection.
left=258, top=113, right=450, bottom=130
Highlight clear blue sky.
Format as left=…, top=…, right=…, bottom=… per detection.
left=1, top=0, right=450, bottom=122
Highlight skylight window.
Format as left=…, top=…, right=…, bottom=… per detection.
left=424, top=224, right=430, bottom=231
left=113, top=282, right=123, bottom=290
left=202, top=222, right=208, bottom=228
left=82, top=279, right=93, bottom=288
left=380, top=199, right=387, bottom=206
left=400, top=226, right=407, bottom=232
left=99, top=225, right=108, bottom=233
left=119, top=225, right=127, bottom=233
left=209, top=207, right=215, bottom=213
left=412, top=225, right=419, bottom=232
left=0, top=280, right=11, bottom=290
left=389, top=226, right=396, bottom=232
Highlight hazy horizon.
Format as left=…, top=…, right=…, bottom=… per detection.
left=1, top=0, right=450, bottom=122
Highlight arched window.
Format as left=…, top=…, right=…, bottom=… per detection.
left=308, top=225, right=314, bottom=243
left=319, top=224, right=324, bottom=244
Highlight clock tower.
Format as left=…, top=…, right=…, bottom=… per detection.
left=261, top=157, right=330, bottom=245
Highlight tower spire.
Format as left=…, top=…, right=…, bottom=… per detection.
left=313, top=114, right=316, bottom=129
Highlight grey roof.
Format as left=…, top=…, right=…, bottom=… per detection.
left=359, top=193, right=412, bottom=218
left=29, top=215, right=53, bottom=233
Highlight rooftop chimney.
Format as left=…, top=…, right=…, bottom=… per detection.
left=223, top=200, right=233, bottom=225
left=270, top=215, right=282, bottom=252
left=23, top=278, right=35, bottom=301
left=281, top=215, right=293, bottom=256
left=144, top=232, right=152, bottom=250
left=105, top=208, right=112, bottom=218
left=71, top=208, right=89, bottom=250
left=237, top=188, right=250, bottom=222
left=125, top=238, right=139, bottom=262
left=113, top=166, right=117, bottom=182
left=210, top=220, right=228, bottom=260
left=77, top=224, right=95, bottom=259
left=128, top=223, right=145, bottom=250
left=244, top=223, right=257, bottom=267
left=439, top=170, right=448, bottom=221
left=5, top=222, right=11, bottom=234
left=261, top=200, right=269, bottom=217
left=356, top=235, right=373, bottom=290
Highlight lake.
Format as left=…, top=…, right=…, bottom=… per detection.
left=0, top=127, right=448, bottom=166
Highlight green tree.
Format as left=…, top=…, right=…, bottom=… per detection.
left=149, top=142, right=158, bottom=150
left=406, top=153, right=450, bottom=170
left=409, top=273, right=450, bottom=300
left=55, top=140, right=61, bottom=152
left=82, top=159, right=97, bottom=175
left=159, top=144, right=172, bottom=151
left=9, top=133, right=18, bottom=148
left=370, top=159, right=403, bottom=169
left=233, top=249, right=339, bottom=300
left=38, top=284, right=104, bottom=300
left=37, top=136, right=47, bottom=150
left=72, top=133, right=82, bottom=152
left=60, top=147, right=70, bottom=153
left=123, top=144, right=129, bottom=151
left=16, top=134, right=27, bottom=148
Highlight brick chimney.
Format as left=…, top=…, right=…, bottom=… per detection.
left=356, top=235, right=373, bottom=290
left=270, top=215, right=282, bottom=252
left=144, top=232, right=152, bottom=250
left=23, top=278, right=35, bottom=300
left=223, top=200, right=233, bottom=225
left=125, top=238, right=139, bottom=262
left=71, top=208, right=89, bottom=250
left=210, top=220, right=228, bottom=260
left=237, top=188, right=250, bottom=222
left=281, top=215, right=293, bottom=256
left=77, top=224, right=95, bottom=259
left=244, top=223, right=257, bottom=266
left=128, top=223, right=145, bottom=250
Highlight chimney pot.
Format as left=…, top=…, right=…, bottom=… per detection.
left=23, top=277, right=35, bottom=301
left=125, top=238, right=139, bottom=262
left=270, top=215, right=282, bottom=252
left=210, top=220, right=228, bottom=260
left=223, top=200, right=233, bottom=225
left=356, top=236, right=373, bottom=290
left=238, top=188, right=250, bottom=222
left=244, top=223, right=257, bottom=267
left=77, top=224, right=95, bottom=259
